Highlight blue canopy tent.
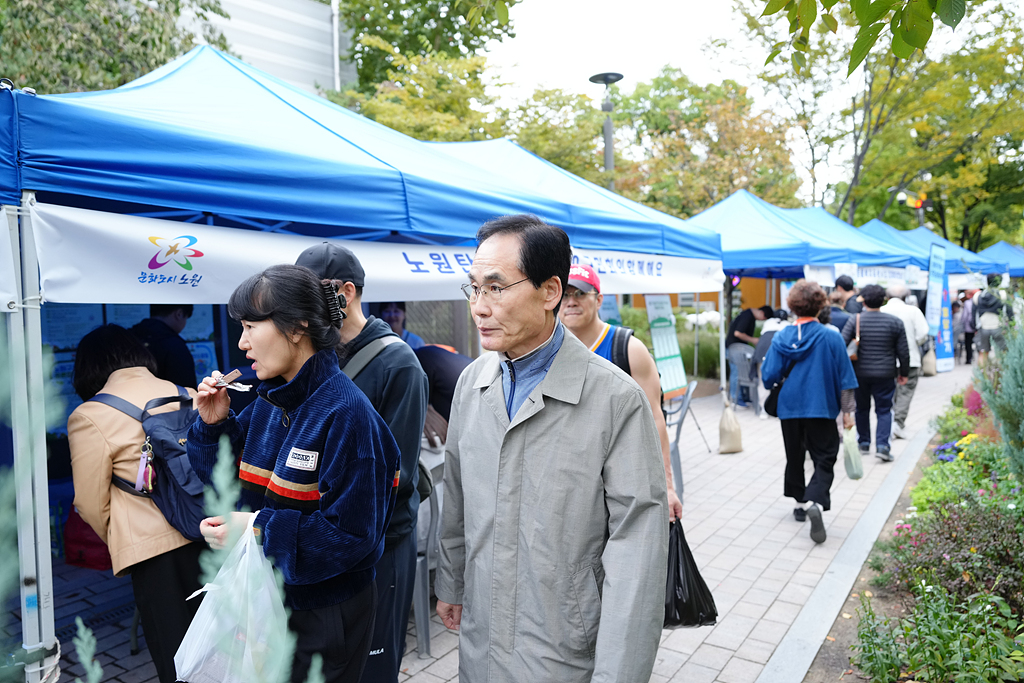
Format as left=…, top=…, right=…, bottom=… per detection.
left=859, top=220, right=1007, bottom=275
left=979, top=241, right=1024, bottom=278
left=781, top=207, right=925, bottom=269
left=683, top=190, right=909, bottom=277
left=430, top=138, right=722, bottom=262
left=2, top=46, right=730, bottom=673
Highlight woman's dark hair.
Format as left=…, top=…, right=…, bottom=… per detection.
left=477, top=214, right=571, bottom=314
left=72, top=324, right=157, bottom=401
left=787, top=281, right=828, bottom=317
left=817, top=305, right=831, bottom=325
left=228, top=264, right=341, bottom=352
left=860, top=284, right=886, bottom=308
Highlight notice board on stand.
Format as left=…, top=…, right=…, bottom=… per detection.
left=645, top=295, right=688, bottom=400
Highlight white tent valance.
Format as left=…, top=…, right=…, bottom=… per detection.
left=30, top=203, right=725, bottom=304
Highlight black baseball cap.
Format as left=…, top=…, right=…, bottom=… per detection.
left=295, top=241, right=365, bottom=287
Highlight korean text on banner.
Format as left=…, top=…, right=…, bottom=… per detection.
left=926, top=244, right=946, bottom=336
left=645, top=295, right=688, bottom=400
left=935, top=272, right=954, bottom=373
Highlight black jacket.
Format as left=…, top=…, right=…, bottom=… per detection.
left=130, top=318, right=197, bottom=389
left=842, top=310, right=910, bottom=379
left=338, top=316, right=428, bottom=548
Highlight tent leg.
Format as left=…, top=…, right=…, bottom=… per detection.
left=719, top=288, right=727, bottom=393
left=7, top=195, right=57, bottom=683
left=693, top=293, right=699, bottom=377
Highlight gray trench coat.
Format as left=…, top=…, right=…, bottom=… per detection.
left=436, top=332, right=669, bottom=683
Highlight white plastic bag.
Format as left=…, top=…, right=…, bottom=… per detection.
left=174, top=518, right=290, bottom=683
left=843, top=427, right=864, bottom=480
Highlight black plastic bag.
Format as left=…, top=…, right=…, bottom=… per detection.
left=664, top=519, right=718, bottom=628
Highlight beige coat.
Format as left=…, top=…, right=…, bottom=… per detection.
left=436, top=332, right=668, bottom=683
left=68, top=367, right=195, bottom=576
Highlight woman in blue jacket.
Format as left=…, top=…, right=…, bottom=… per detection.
left=762, top=281, right=857, bottom=544
left=188, top=264, right=400, bottom=683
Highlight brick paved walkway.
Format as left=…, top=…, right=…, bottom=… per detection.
left=5, top=364, right=973, bottom=683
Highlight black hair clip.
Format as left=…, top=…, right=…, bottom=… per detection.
left=321, top=281, right=347, bottom=327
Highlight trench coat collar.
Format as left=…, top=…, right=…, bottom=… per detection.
left=471, top=330, right=589, bottom=405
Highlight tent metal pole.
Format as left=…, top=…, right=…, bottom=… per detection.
left=719, top=287, right=727, bottom=392
left=12, top=194, right=56, bottom=683
left=330, top=0, right=342, bottom=92
left=693, top=293, right=699, bottom=378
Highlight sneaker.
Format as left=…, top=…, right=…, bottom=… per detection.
left=806, top=503, right=826, bottom=544
left=876, top=447, right=893, bottom=462
left=892, top=424, right=906, bottom=439
left=859, top=444, right=870, bottom=455
left=793, top=507, right=807, bottom=522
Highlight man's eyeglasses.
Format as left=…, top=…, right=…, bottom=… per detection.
left=562, top=290, right=594, bottom=301
left=461, top=277, right=530, bottom=302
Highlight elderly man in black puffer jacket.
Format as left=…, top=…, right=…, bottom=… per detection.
left=841, top=284, right=910, bottom=462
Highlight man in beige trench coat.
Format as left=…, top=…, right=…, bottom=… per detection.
left=435, top=214, right=669, bottom=683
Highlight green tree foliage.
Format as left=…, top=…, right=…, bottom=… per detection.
left=328, top=35, right=503, bottom=141
left=0, top=0, right=228, bottom=94
left=616, top=70, right=802, bottom=218
left=756, top=0, right=988, bottom=77
left=504, top=89, right=605, bottom=184
left=336, top=0, right=517, bottom=92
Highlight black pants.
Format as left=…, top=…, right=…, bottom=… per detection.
left=289, top=581, right=377, bottom=683
left=129, top=542, right=203, bottom=683
left=781, top=418, right=841, bottom=511
left=964, top=331, right=975, bottom=363
left=358, top=527, right=418, bottom=683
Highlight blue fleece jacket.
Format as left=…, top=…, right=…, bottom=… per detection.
left=187, top=348, right=401, bottom=611
left=762, top=321, right=858, bottom=421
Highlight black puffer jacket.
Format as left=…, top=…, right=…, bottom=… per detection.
left=841, top=311, right=910, bottom=379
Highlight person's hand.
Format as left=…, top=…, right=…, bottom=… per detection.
left=437, top=600, right=463, bottom=631
left=200, top=511, right=256, bottom=550
left=898, top=376, right=909, bottom=386
left=843, top=413, right=855, bottom=430
left=196, top=373, right=232, bottom=425
left=667, top=488, right=683, bottom=522
left=423, top=405, right=449, bottom=448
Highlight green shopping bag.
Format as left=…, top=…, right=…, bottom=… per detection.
left=843, top=427, right=863, bottom=480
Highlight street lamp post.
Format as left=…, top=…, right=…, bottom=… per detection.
left=590, top=72, right=623, bottom=191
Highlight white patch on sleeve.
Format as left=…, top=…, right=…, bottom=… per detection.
left=285, top=447, right=319, bottom=471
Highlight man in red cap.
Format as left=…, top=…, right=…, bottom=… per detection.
left=559, top=263, right=683, bottom=521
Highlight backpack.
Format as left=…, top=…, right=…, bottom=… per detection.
left=610, top=326, right=633, bottom=375
left=89, top=387, right=206, bottom=542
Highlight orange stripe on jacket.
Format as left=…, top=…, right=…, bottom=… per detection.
left=393, top=470, right=400, bottom=488
left=268, top=479, right=322, bottom=502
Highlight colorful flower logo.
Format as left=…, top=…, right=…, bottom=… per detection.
left=148, top=235, right=204, bottom=271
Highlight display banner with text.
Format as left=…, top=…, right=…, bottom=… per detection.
left=935, top=273, right=954, bottom=373
left=645, top=294, right=688, bottom=400
left=926, top=244, right=947, bottom=336
left=30, top=203, right=725, bottom=304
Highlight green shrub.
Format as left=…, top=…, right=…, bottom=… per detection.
left=677, top=331, right=720, bottom=379
left=855, top=585, right=1024, bottom=683
left=910, top=459, right=981, bottom=512
left=977, top=325, right=1024, bottom=481
left=932, top=406, right=978, bottom=444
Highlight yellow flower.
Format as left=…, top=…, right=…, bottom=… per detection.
left=958, top=452, right=965, bottom=459
left=970, top=547, right=977, bottom=553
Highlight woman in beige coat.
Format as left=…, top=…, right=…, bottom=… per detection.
left=68, top=324, right=202, bottom=683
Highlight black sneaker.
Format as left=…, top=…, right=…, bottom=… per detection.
left=806, top=503, right=826, bottom=544
left=876, top=447, right=893, bottom=462
left=859, top=444, right=870, bottom=455
left=793, top=507, right=807, bottom=522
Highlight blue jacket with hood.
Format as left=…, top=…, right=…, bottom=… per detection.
left=762, top=321, right=858, bottom=421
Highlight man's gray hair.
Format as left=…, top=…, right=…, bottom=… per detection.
left=886, top=284, right=910, bottom=301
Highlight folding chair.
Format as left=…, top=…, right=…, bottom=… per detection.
left=411, top=451, right=444, bottom=658
left=662, top=380, right=710, bottom=504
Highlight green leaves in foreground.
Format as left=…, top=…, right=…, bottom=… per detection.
left=759, top=0, right=977, bottom=77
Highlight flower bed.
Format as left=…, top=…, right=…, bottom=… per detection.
left=855, top=332, right=1024, bottom=681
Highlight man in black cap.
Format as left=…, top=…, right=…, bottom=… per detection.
left=835, top=275, right=863, bottom=314
left=296, top=242, right=429, bottom=682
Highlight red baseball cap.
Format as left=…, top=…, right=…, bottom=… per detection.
left=568, top=264, right=601, bottom=294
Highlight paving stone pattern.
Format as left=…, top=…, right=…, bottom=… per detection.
left=7, top=364, right=972, bottom=683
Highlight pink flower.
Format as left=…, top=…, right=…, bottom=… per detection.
left=962, top=430, right=969, bottom=436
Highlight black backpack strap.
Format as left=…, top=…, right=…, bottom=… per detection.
left=141, top=390, right=192, bottom=419
left=112, top=475, right=149, bottom=498
left=610, top=326, right=634, bottom=375
left=89, top=394, right=144, bottom=422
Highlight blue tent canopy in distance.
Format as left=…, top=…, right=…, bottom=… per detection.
left=0, top=46, right=714, bottom=256
left=683, top=190, right=908, bottom=278
left=859, top=220, right=1006, bottom=274
left=979, top=241, right=1024, bottom=277
left=781, top=207, right=925, bottom=269
left=430, top=139, right=721, bottom=262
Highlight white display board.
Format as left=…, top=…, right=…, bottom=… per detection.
left=30, top=203, right=726, bottom=304
left=645, top=294, right=688, bottom=399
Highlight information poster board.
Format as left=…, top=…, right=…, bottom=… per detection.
left=644, top=295, right=688, bottom=400
left=926, top=244, right=946, bottom=336
left=935, top=273, right=954, bottom=373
